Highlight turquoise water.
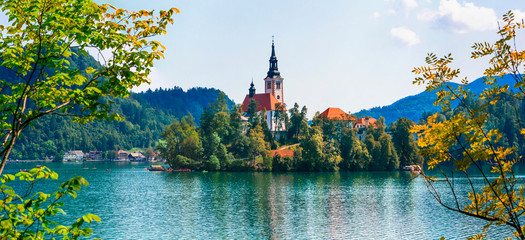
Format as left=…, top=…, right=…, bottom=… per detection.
left=3, top=162, right=515, bottom=239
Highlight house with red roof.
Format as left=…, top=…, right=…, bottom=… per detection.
left=270, top=149, right=294, bottom=158
left=319, top=107, right=356, bottom=121
left=355, top=117, right=378, bottom=141
left=354, top=117, right=378, bottom=129
left=241, top=40, right=287, bottom=133
left=317, top=107, right=356, bottom=128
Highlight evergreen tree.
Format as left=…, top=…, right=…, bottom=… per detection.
left=365, top=118, right=399, bottom=171
left=339, top=127, right=371, bottom=171
left=246, top=100, right=260, bottom=130
left=390, top=117, right=423, bottom=167
left=288, top=103, right=308, bottom=141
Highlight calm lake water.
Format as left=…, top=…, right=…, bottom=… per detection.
left=3, top=162, right=517, bottom=239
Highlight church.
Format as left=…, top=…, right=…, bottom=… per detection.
left=241, top=40, right=286, bottom=132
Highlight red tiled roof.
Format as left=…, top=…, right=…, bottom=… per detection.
left=355, top=117, right=378, bottom=128
left=241, top=93, right=285, bottom=112
left=319, top=107, right=356, bottom=121
left=270, top=150, right=294, bottom=158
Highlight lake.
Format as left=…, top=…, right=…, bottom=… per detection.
left=3, top=162, right=515, bottom=239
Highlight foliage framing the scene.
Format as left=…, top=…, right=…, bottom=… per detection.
left=412, top=11, right=525, bottom=239
left=0, top=167, right=98, bottom=239
left=0, top=0, right=178, bottom=174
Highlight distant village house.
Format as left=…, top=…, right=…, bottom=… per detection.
left=117, top=150, right=129, bottom=161
left=129, top=152, right=147, bottom=161
left=64, top=150, right=84, bottom=162
left=355, top=116, right=378, bottom=141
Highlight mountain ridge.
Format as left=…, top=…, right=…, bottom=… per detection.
left=354, top=75, right=519, bottom=124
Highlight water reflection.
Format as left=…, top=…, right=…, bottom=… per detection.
left=3, top=162, right=516, bottom=239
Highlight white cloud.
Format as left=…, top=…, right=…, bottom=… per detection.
left=417, top=0, right=497, bottom=33
left=402, top=0, right=418, bottom=11
left=512, top=9, right=525, bottom=22
left=372, top=12, right=380, bottom=19
left=390, top=27, right=420, bottom=46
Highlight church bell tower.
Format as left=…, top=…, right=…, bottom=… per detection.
left=264, top=38, right=284, bottom=104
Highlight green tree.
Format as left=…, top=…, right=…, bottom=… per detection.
left=298, top=126, right=323, bottom=171
left=230, top=134, right=250, bottom=158
left=246, top=99, right=260, bottom=129
left=322, top=138, right=341, bottom=171
left=378, top=133, right=399, bottom=170
left=365, top=120, right=399, bottom=171
left=272, top=154, right=296, bottom=172
left=0, top=0, right=178, bottom=173
left=107, top=150, right=118, bottom=160
left=229, top=105, right=244, bottom=142
left=171, top=155, right=196, bottom=170
left=411, top=11, right=525, bottom=239
left=203, top=155, right=220, bottom=171
left=288, top=103, right=308, bottom=141
left=390, top=117, right=422, bottom=167
left=273, top=103, right=288, bottom=138
left=339, top=127, right=371, bottom=171
left=157, top=116, right=202, bottom=169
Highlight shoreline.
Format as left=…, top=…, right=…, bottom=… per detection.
left=6, top=159, right=164, bottom=163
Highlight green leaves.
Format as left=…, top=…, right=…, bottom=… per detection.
left=0, top=0, right=177, bottom=175
left=0, top=167, right=98, bottom=239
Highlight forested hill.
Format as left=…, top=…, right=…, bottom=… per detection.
left=354, top=75, right=519, bottom=124
left=1, top=50, right=236, bottom=160
left=133, top=87, right=235, bottom=121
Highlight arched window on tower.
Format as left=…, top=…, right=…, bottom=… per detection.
left=267, top=82, right=271, bottom=89
left=276, top=82, right=281, bottom=89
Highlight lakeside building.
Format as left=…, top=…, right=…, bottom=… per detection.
left=88, top=150, right=102, bottom=161
left=117, top=150, right=129, bottom=161
left=319, top=107, right=356, bottom=121
left=64, top=150, right=84, bottom=162
left=241, top=40, right=287, bottom=134
left=355, top=116, right=378, bottom=141
left=316, top=107, right=379, bottom=141
left=129, top=152, right=147, bottom=161
left=317, top=107, right=356, bottom=128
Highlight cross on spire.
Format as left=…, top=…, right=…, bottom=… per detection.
left=267, top=37, right=280, bottom=78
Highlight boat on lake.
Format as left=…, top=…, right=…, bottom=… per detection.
left=148, top=165, right=167, bottom=171
left=147, top=165, right=191, bottom=172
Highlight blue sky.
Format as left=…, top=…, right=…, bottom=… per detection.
left=2, top=1, right=525, bottom=118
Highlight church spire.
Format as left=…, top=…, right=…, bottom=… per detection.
left=249, top=79, right=256, bottom=98
left=267, top=36, right=280, bottom=78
